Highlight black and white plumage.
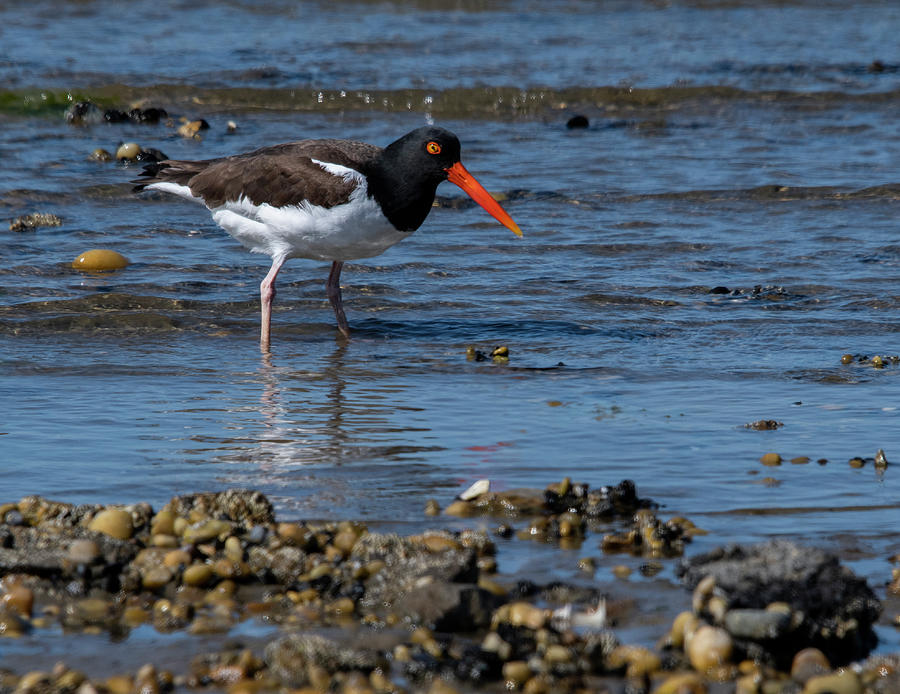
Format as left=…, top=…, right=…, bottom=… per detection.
left=134, top=126, right=521, bottom=349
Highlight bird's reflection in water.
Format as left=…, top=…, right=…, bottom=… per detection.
left=256, top=341, right=350, bottom=471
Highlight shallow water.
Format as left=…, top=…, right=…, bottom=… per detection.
left=2, top=0, right=900, bottom=664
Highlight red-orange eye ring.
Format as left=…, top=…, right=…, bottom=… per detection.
left=426, top=141, right=442, bottom=155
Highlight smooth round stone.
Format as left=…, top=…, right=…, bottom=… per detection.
left=2, top=585, right=34, bottom=618
left=72, top=249, right=129, bottom=273
left=424, top=499, right=441, bottom=516
left=791, top=648, right=831, bottom=684
left=502, top=661, right=532, bottom=687
left=276, top=522, right=309, bottom=546
left=141, top=566, right=173, bottom=590
left=668, top=610, right=700, bottom=649
left=687, top=625, right=733, bottom=672
left=163, top=549, right=191, bottom=569
left=88, top=508, right=133, bottom=540
left=183, top=563, right=214, bottom=587
left=183, top=519, right=231, bottom=544
left=543, top=644, right=572, bottom=664
left=0, top=607, right=28, bottom=636
left=332, top=529, right=360, bottom=554
left=759, top=452, right=782, bottom=466
left=150, top=533, right=179, bottom=548
left=508, top=601, right=546, bottom=630
left=607, top=645, right=661, bottom=677
left=653, top=672, right=708, bottom=694
left=224, top=536, right=244, bottom=561
left=105, top=675, right=134, bottom=694
left=724, top=608, right=790, bottom=640
left=443, top=500, right=474, bottom=517
left=73, top=597, right=111, bottom=624
left=89, top=148, right=113, bottom=162
left=68, top=539, right=101, bottom=564
left=115, top=142, right=141, bottom=161
left=802, top=669, right=862, bottom=694
left=151, top=510, right=176, bottom=536
left=612, top=565, right=632, bottom=579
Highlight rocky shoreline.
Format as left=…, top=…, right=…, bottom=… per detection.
left=0, top=481, right=897, bottom=694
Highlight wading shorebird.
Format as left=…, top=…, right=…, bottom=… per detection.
left=134, top=126, right=521, bottom=350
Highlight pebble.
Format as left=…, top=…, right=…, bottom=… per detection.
left=791, top=647, right=831, bottom=684
left=612, top=564, right=632, bottom=579
left=502, top=660, right=532, bottom=686
left=67, top=538, right=102, bottom=564
left=72, top=249, right=130, bottom=273
left=507, top=601, right=547, bottom=630
left=115, top=142, right=141, bottom=161
left=687, top=625, right=733, bottom=672
left=802, top=669, right=862, bottom=694
left=459, top=479, right=490, bottom=501
left=1, top=585, right=34, bottom=618
left=88, top=148, right=113, bottom=162
left=424, top=499, right=441, bottom=515
left=759, top=452, right=782, bottom=466
left=652, top=672, right=708, bottom=694
left=182, top=563, right=214, bottom=587
left=183, top=519, right=231, bottom=544
left=724, top=608, right=790, bottom=640
left=87, top=508, right=134, bottom=540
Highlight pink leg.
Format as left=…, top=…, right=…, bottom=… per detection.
left=260, top=256, right=286, bottom=352
left=326, top=260, right=350, bottom=338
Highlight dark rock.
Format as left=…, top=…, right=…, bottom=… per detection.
left=128, top=107, right=168, bottom=124
left=678, top=540, right=880, bottom=666
left=566, top=114, right=590, bottom=129
left=135, top=147, right=168, bottom=163
left=165, top=489, right=275, bottom=526
left=265, top=633, right=388, bottom=687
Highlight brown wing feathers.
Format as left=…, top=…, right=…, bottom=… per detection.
left=134, top=139, right=382, bottom=210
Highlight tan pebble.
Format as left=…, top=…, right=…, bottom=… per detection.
left=183, top=519, right=231, bottom=544
left=19, top=672, right=50, bottom=690
left=502, top=660, right=531, bottom=687
left=759, top=452, right=782, bottom=466
left=105, top=675, right=133, bottom=694
left=308, top=563, right=332, bottom=580
left=791, top=647, right=831, bottom=684
left=521, top=676, right=549, bottom=694
left=424, top=499, right=441, bottom=516
left=1, top=585, right=34, bottom=618
left=692, top=574, right=716, bottom=612
left=848, top=456, right=866, bottom=468
left=840, top=353, right=853, bottom=364
left=802, top=669, right=862, bottom=694
left=607, top=645, right=661, bottom=677
left=172, top=516, right=188, bottom=536
left=149, top=534, right=178, bottom=548
left=223, top=536, right=243, bottom=561
left=790, top=456, right=811, bottom=465
left=651, top=672, right=708, bottom=694
left=0, top=608, right=27, bottom=636
left=543, top=644, right=571, bottom=664
left=141, top=565, right=174, bottom=590
left=122, top=606, right=149, bottom=626
left=68, top=539, right=101, bottom=564
left=332, top=529, right=359, bottom=555
left=151, top=510, right=175, bottom=536
left=421, top=534, right=462, bottom=552
left=668, top=611, right=700, bottom=649
left=734, top=672, right=762, bottom=694
left=687, top=625, right=733, bottom=672
left=444, top=500, right=474, bottom=517
left=508, top=601, right=546, bottom=630
left=163, top=548, right=191, bottom=569
left=612, top=564, right=632, bottom=579
left=87, top=508, right=133, bottom=539
left=276, top=522, right=309, bottom=545
left=56, top=670, right=86, bottom=690
left=872, top=355, right=884, bottom=368
left=177, top=120, right=206, bottom=139
left=115, top=142, right=141, bottom=161
left=707, top=595, right=728, bottom=623
left=183, top=563, right=213, bottom=587
left=477, top=576, right=507, bottom=597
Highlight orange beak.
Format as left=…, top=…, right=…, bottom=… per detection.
left=445, top=162, right=522, bottom=237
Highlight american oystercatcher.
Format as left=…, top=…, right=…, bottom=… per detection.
left=134, top=126, right=521, bottom=349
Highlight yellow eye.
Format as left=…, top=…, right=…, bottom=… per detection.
left=426, top=141, right=442, bottom=155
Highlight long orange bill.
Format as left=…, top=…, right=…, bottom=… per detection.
left=445, top=162, right=522, bottom=237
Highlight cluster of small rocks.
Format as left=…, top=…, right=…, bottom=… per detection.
left=0, top=485, right=894, bottom=694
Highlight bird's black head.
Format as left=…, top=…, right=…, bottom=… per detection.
left=383, top=126, right=462, bottom=184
